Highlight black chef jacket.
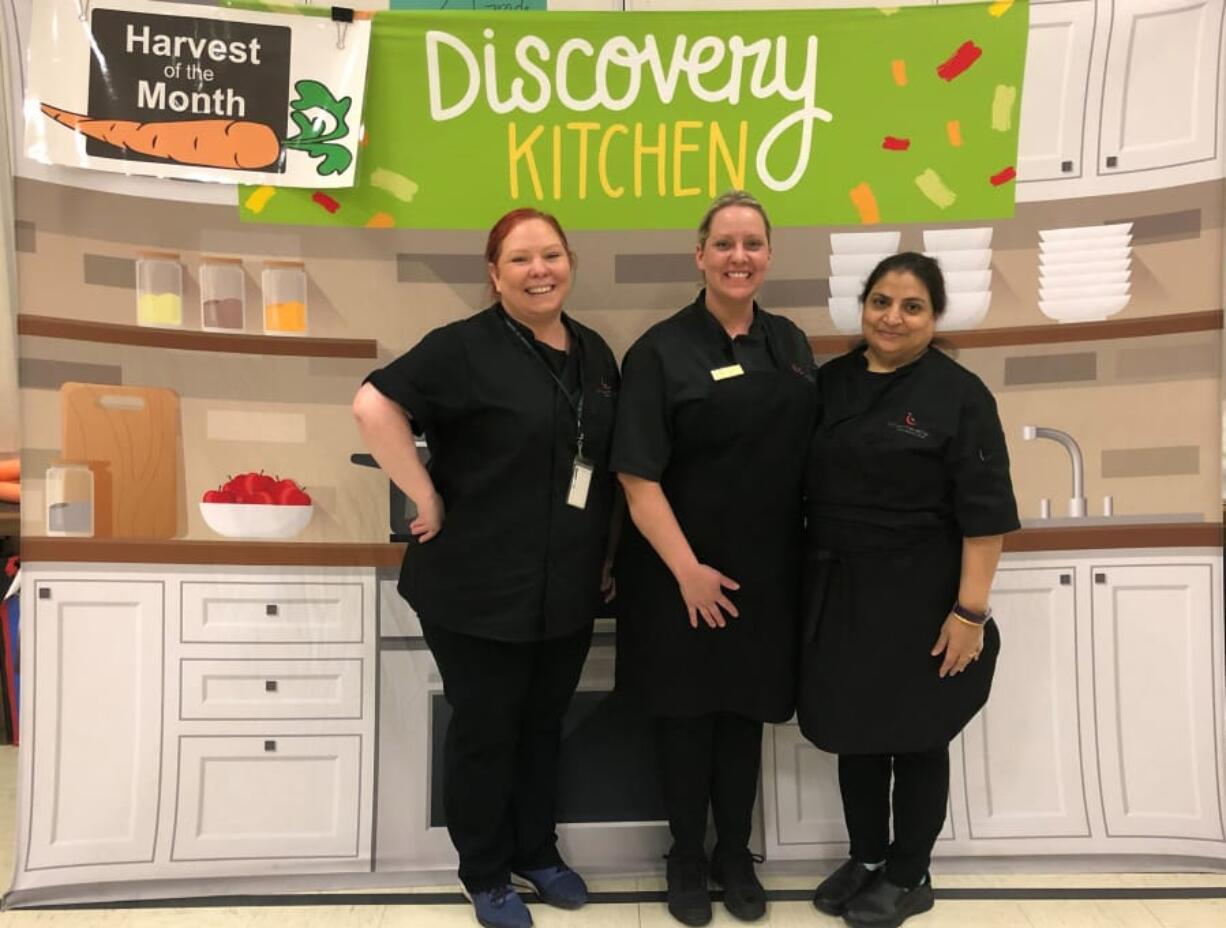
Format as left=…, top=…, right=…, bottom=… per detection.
left=610, top=293, right=818, bottom=721
left=365, top=304, right=619, bottom=642
left=799, top=344, right=1020, bottom=753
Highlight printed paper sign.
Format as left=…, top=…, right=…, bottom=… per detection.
left=25, top=0, right=371, bottom=187
left=238, top=3, right=1029, bottom=228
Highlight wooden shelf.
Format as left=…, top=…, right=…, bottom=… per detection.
left=1004, top=522, right=1221, bottom=552
left=20, top=537, right=403, bottom=567
left=17, top=314, right=378, bottom=359
left=808, top=309, right=1223, bottom=354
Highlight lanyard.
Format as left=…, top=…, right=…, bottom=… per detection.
left=501, top=313, right=586, bottom=458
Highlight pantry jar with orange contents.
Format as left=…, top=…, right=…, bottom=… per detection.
left=135, top=250, right=183, bottom=328
left=200, top=255, right=246, bottom=332
left=261, top=259, right=308, bottom=336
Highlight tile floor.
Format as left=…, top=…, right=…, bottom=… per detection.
left=1, top=746, right=1224, bottom=926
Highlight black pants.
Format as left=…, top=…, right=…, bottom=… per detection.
left=837, top=744, right=950, bottom=887
left=653, top=712, right=763, bottom=862
left=422, top=619, right=593, bottom=893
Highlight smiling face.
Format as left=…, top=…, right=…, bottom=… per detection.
left=488, top=217, right=573, bottom=328
left=695, top=205, right=771, bottom=311
left=861, top=270, right=937, bottom=371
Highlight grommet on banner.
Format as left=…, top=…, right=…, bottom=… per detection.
left=332, top=7, right=354, bottom=51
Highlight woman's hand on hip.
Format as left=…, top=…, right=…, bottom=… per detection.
left=931, top=613, right=984, bottom=678
left=676, top=563, right=740, bottom=629
left=409, top=492, right=445, bottom=543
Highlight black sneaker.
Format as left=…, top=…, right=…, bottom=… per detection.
left=664, top=854, right=711, bottom=927
left=811, top=858, right=876, bottom=915
left=710, top=851, right=766, bottom=922
left=843, top=874, right=935, bottom=928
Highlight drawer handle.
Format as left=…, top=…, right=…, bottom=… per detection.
left=265, top=680, right=278, bottom=693
left=264, top=739, right=277, bottom=752
left=1095, top=572, right=1107, bottom=585
left=265, top=604, right=279, bottom=616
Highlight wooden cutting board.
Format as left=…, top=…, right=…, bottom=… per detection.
left=61, top=383, right=180, bottom=539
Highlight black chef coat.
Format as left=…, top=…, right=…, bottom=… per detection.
left=798, top=344, right=1020, bottom=753
left=611, top=292, right=818, bottom=721
left=365, top=304, right=619, bottom=642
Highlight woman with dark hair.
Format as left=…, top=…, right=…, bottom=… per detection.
left=353, top=209, right=619, bottom=928
left=612, top=191, right=817, bottom=926
left=800, top=252, right=1019, bottom=928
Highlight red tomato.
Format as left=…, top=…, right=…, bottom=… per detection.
left=202, top=489, right=235, bottom=503
left=281, top=488, right=311, bottom=506
left=245, top=490, right=275, bottom=505
left=228, top=471, right=277, bottom=496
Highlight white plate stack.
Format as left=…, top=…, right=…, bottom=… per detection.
left=1037, top=223, right=1132, bottom=323
left=826, top=231, right=900, bottom=333
left=923, top=228, right=993, bottom=330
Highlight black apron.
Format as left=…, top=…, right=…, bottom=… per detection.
left=798, top=356, right=1000, bottom=754
left=615, top=347, right=814, bottom=722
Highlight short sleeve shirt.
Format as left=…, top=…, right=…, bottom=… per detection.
left=365, top=305, right=620, bottom=642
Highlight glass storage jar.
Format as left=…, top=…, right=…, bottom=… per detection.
left=200, top=255, right=246, bottom=331
left=261, top=260, right=308, bottom=336
left=45, top=463, right=94, bottom=537
left=135, top=250, right=183, bottom=328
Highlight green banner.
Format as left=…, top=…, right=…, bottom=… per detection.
left=239, top=3, right=1029, bottom=229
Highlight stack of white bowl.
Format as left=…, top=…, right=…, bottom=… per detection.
left=826, top=231, right=900, bottom=333
left=923, top=228, right=993, bottom=330
left=1037, top=223, right=1132, bottom=323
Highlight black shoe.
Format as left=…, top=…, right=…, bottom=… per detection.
left=812, top=858, right=877, bottom=916
left=842, top=874, right=935, bottom=928
left=710, top=851, right=766, bottom=922
left=665, top=854, right=712, bottom=927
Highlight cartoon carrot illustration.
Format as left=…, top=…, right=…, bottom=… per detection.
left=40, top=80, right=356, bottom=175
left=41, top=103, right=282, bottom=169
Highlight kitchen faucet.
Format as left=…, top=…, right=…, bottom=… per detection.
left=1021, top=426, right=1087, bottom=518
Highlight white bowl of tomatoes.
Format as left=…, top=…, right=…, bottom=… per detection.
left=199, top=472, right=313, bottom=540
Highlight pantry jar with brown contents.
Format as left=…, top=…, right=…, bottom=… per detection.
left=200, top=255, right=246, bottom=331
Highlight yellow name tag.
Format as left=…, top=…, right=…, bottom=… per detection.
left=710, top=364, right=745, bottom=381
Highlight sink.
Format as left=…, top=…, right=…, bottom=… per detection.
left=1020, top=513, right=1205, bottom=528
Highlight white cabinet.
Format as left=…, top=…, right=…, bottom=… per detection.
left=1098, top=0, right=1225, bottom=175
left=172, top=735, right=362, bottom=861
left=1017, top=1, right=1097, bottom=182
left=962, top=566, right=1090, bottom=839
left=25, top=579, right=164, bottom=870
left=1091, top=563, right=1223, bottom=841
left=10, top=564, right=378, bottom=896
left=762, top=552, right=1226, bottom=862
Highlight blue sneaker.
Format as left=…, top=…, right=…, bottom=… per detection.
left=511, top=863, right=589, bottom=909
left=466, top=884, right=533, bottom=928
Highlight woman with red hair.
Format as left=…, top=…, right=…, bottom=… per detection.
left=354, top=209, right=620, bottom=928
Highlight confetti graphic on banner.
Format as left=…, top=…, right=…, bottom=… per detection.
left=991, top=85, right=1017, bottom=132
left=937, top=41, right=983, bottom=81
left=988, top=0, right=1015, bottom=17
left=849, top=182, right=881, bottom=224
left=990, top=166, right=1016, bottom=186
left=946, top=120, right=963, bottom=147
left=366, top=212, right=396, bottom=228
left=371, top=168, right=419, bottom=203
left=312, top=191, right=340, bottom=213
left=916, top=169, right=956, bottom=209
left=883, top=136, right=911, bottom=151
left=891, top=59, right=908, bottom=87
left=244, top=185, right=277, bottom=214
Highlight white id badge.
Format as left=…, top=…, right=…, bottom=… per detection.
left=567, top=457, right=594, bottom=509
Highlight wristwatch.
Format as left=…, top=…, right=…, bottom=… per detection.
left=952, top=601, right=991, bottom=625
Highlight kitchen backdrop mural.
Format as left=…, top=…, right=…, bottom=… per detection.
left=1, top=0, right=1224, bottom=908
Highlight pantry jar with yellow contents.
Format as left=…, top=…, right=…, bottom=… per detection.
left=262, top=259, right=308, bottom=336
left=200, top=255, right=246, bottom=331
left=135, top=250, right=183, bottom=328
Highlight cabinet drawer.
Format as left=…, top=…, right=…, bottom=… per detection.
left=181, top=582, right=364, bottom=643
left=172, top=735, right=361, bottom=860
left=180, top=659, right=363, bottom=720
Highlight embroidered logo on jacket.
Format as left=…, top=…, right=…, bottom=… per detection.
left=595, top=380, right=616, bottom=398
left=890, top=410, right=930, bottom=439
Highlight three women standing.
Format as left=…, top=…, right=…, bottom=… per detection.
left=612, top=191, right=818, bottom=926
left=354, top=209, right=619, bottom=928
left=800, top=252, right=1019, bottom=928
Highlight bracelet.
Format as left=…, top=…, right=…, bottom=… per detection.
left=951, top=612, right=986, bottom=629
left=952, top=601, right=990, bottom=625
